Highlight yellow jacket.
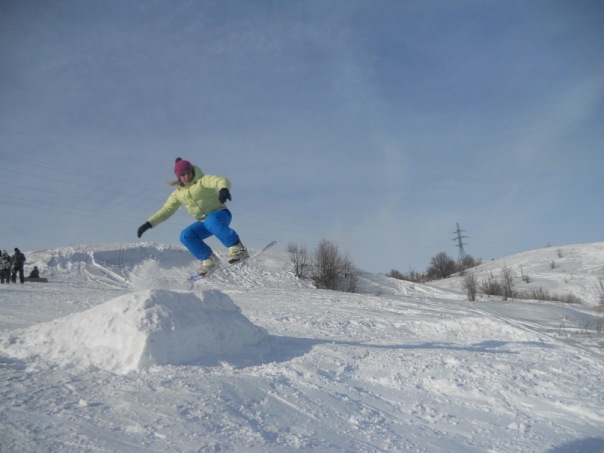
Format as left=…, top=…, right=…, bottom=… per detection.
left=147, top=166, right=231, bottom=226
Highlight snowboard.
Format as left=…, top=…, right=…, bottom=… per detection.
left=187, top=241, right=277, bottom=283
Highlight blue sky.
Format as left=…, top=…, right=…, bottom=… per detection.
left=1, top=0, right=603, bottom=273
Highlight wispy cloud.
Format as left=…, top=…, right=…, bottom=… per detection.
left=1, top=1, right=602, bottom=271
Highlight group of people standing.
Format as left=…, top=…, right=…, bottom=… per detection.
left=0, top=247, right=29, bottom=284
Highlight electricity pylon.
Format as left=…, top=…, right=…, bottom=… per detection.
left=452, top=222, right=468, bottom=261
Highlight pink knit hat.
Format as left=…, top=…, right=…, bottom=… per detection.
left=174, top=158, right=193, bottom=176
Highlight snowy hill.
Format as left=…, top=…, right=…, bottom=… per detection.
left=24, top=242, right=310, bottom=291
left=430, top=242, right=604, bottom=307
left=1, top=242, right=603, bottom=452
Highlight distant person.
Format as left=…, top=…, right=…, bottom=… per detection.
left=136, top=158, right=248, bottom=276
left=0, top=250, right=11, bottom=284
left=29, top=266, right=40, bottom=279
left=11, top=247, right=26, bottom=284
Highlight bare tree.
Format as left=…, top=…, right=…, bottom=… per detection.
left=463, top=273, right=478, bottom=301
left=427, top=252, right=456, bottom=280
left=481, top=272, right=502, bottom=297
left=312, top=240, right=341, bottom=290
left=520, top=266, right=530, bottom=283
left=458, top=254, right=480, bottom=272
left=311, top=239, right=358, bottom=292
left=387, top=268, right=426, bottom=283
left=501, top=265, right=515, bottom=301
left=340, top=255, right=359, bottom=293
left=387, top=269, right=405, bottom=280
left=287, top=242, right=310, bottom=278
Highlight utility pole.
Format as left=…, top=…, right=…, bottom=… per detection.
left=452, top=222, right=468, bottom=261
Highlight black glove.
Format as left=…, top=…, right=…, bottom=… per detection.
left=137, top=221, right=152, bottom=238
left=218, top=188, right=231, bottom=203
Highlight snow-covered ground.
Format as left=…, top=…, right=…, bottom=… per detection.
left=1, top=242, right=603, bottom=452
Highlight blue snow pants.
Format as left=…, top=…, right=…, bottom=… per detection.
left=180, top=209, right=239, bottom=260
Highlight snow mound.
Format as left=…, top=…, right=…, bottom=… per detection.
left=0, top=289, right=269, bottom=374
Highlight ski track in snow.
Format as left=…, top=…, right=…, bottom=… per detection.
left=1, top=242, right=604, bottom=452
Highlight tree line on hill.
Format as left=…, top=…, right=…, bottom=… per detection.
left=286, top=241, right=479, bottom=294
left=387, top=252, right=481, bottom=282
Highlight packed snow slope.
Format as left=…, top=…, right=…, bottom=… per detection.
left=1, top=242, right=603, bottom=452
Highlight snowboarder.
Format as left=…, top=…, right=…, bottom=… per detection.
left=11, top=247, right=26, bottom=284
left=137, top=158, right=248, bottom=276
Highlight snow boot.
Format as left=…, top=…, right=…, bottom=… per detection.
left=198, top=256, right=218, bottom=276
left=227, top=241, right=249, bottom=264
